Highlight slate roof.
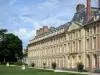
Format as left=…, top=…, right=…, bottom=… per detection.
left=33, top=7, right=100, bottom=40
left=34, top=22, right=71, bottom=39
left=72, top=7, right=100, bottom=25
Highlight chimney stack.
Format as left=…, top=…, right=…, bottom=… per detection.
left=36, top=26, right=48, bottom=36
left=43, top=26, right=48, bottom=33
left=36, top=30, right=40, bottom=36
left=39, top=28, right=43, bottom=35
left=87, top=0, right=91, bottom=21
left=98, top=0, right=100, bottom=8
left=76, top=4, right=85, bottom=12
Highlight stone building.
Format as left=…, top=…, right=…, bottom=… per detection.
left=28, top=0, right=100, bottom=71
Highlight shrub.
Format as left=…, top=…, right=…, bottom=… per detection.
left=94, top=68, right=100, bottom=73
left=52, top=62, right=56, bottom=70
left=31, top=63, right=35, bottom=67
left=43, top=63, right=46, bottom=69
left=13, top=62, right=23, bottom=66
left=24, top=63, right=28, bottom=66
left=0, top=62, right=6, bottom=65
left=77, top=62, right=84, bottom=72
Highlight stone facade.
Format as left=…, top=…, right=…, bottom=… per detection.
left=28, top=0, right=100, bottom=72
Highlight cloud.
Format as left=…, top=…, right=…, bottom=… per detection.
left=38, top=17, right=67, bottom=27
left=0, top=0, right=98, bottom=49
left=14, top=28, right=36, bottom=40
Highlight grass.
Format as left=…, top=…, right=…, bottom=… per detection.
left=0, top=65, right=86, bottom=75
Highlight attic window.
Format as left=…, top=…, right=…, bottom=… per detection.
left=80, top=17, right=84, bottom=23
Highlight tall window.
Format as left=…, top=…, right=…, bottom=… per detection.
left=68, top=43, right=70, bottom=52
left=64, top=44, right=66, bottom=53
left=73, top=32, right=75, bottom=39
left=73, top=42, right=75, bottom=52
left=87, top=39, right=89, bottom=50
left=68, top=34, right=70, bottom=40
left=79, top=40, right=81, bottom=52
left=87, top=28, right=89, bottom=36
left=88, top=56, right=90, bottom=67
left=79, top=30, right=81, bottom=37
left=94, top=55, right=97, bottom=68
left=93, top=37, right=96, bottom=49
left=93, top=26, right=96, bottom=34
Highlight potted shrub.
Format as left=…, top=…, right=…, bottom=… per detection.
left=31, top=63, right=35, bottom=67
left=43, top=63, right=46, bottom=69
left=77, top=62, right=84, bottom=72
left=52, top=62, right=56, bottom=70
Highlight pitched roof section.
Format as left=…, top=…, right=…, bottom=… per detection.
left=34, top=22, right=71, bottom=39
left=33, top=7, right=100, bottom=40
left=72, top=7, right=100, bottom=25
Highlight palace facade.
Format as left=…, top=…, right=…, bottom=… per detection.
left=28, top=0, right=100, bottom=71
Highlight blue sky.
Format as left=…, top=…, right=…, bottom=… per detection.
left=0, top=0, right=98, bottom=49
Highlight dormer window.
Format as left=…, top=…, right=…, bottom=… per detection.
left=80, top=17, right=84, bottom=23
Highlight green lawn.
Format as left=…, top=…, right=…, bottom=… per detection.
left=0, top=65, right=86, bottom=75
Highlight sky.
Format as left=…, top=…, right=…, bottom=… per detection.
left=0, top=0, right=98, bottom=50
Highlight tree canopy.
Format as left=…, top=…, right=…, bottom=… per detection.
left=0, top=29, right=23, bottom=62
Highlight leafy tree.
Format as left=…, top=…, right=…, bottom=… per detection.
left=0, top=29, right=9, bottom=62
left=5, top=33, right=23, bottom=61
left=0, top=29, right=23, bottom=62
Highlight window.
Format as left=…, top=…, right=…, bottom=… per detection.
left=79, top=30, right=81, bottom=36
left=93, top=26, right=96, bottom=34
left=68, top=34, right=70, bottom=40
left=64, top=44, right=66, bottom=53
left=79, top=40, right=81, bottom=52
left=68, top=43, right=70, bottom=52
left=73, top=32, right=75, bottom=39
left=87, top=39, right=89, bottom=50
left=87, top=28, right=89, bottom=36
left=93, top=37, right=96, bottom=49
left=94, top=55, right=97, bottom=68
left=73, top=42, right=75, bottom=52
left=88, top=56, right=90, bottom=67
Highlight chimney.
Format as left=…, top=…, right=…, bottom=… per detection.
left=36, top=30, right=40, bottom=36
left=98, top=0, right=100, bottom=8
left=43, top=26, right=48, bottom=33
left=87, top=0, right=91, bottom=21
left=39, top=28, right=43, bottom=35
left=76, top=4, right=85, bottom=12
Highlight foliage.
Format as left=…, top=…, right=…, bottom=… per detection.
left=51, top=62, right=56, bottom=69
left=13, top=62, right=23, bottom=66
left=94, top=68, right=100, bottom=73
left=43, top=63, right=46, bottom=69
left=0, top=29, right=23, bottom=62
left=31, top=63, right=35, bottom=67
left=77, top=62, right=84, bottom=72
left=23, top=53, right=27, bottom=57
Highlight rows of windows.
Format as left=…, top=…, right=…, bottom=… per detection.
left=86, top=25, right=99, bottom=36
left=67, top=30, right=81, bottom=40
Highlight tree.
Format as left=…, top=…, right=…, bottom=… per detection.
left=0, top=29, right=23, bottom=62
left=5, top=33, right=23, bottom=61
left=0, top=29, right=9, bottom=62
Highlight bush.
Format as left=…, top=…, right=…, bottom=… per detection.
left=0, top=62, right=6, bottom=65
left=9, top=62, right=14, bottom=64
left=77, top=62, right=84, bottom=72
left=24, top=63, right=28, bottom=66
left=13, top=62, right=23, bottom=66
left=52, top=62, right=56, bottom=70
left=31, top=63, right=35, bottom=67
left=94, top=68, right=100, bottom=73
left=43, top=63, right=46, bottom=69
